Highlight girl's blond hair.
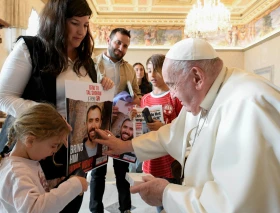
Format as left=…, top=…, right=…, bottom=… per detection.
left=0, top=103, right=70, bottom=162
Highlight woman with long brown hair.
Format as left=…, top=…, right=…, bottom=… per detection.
left=0, top=0, right=113, bottom=212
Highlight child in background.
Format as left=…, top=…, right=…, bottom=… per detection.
left=130, top=54, right=182, bottom=213
left=0, top=103, right=88, bottom=213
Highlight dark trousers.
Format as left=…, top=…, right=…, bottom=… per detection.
left=90, top=159, right=131, bottom=213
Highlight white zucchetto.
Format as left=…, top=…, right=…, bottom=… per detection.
left=166, top=38, right=218, bottom=61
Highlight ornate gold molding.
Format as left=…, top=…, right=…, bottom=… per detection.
left=90, top=18, right=185, bottom=26
left=89, top=0, right=280, bottom=27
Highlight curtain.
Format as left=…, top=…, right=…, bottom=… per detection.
left=4, top=0, right=31, bottom=29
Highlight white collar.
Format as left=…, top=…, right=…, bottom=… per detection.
left=102, top=53, right=122, bottom=64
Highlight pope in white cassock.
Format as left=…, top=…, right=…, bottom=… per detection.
left=93, top=38, right=280, bottom=213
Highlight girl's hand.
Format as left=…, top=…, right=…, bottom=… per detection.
left=101, top=77, right=114, bottom=90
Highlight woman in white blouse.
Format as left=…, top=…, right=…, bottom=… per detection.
left=0, top=0, right=113, bottom=212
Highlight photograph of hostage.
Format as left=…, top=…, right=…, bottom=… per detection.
left=78, top=105, right=103, bottom=161
left=91, top=38, right=280, bottom=213
left=119, top=118, right=134, bottom=141
left=112, top=118, right=134, bottom=159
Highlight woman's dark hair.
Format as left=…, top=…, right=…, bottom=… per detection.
left=38, top=0, right=94, bottom=76
left=133, top=62, right=149, bottom=84
left=133, top=62, right=152, bottom=95
left=109, top=28, right=131, bottom=39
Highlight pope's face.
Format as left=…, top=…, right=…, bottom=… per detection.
left=162, top=58, right=201, bottom=115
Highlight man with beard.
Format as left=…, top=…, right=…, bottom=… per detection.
left=112, top=119, right=134, bottom=159
left=78, top=105, right=102, bottom=162
left=91, top=28, right=140, bottom=213
left=119, top=119, right=133, bottom=141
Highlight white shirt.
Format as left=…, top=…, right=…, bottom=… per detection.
left=132, top=67, right=280, bottom=213
left=0, top=38, right=93, bottom=118
left=102, top=53, right=121, bottom=95
left=0, top=156, right=82, bottom=213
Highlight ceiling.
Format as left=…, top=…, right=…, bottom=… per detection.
left=87, top=0, right=280, bottom=26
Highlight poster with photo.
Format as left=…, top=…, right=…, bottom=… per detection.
left=132, top=105, right=164, bottom=137
left=110, top=99, right=137, bottom=163
left=65, top=80, right=114, bottom=175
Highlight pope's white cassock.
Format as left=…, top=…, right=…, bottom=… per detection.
left=132, top=66, right=280, bottom=213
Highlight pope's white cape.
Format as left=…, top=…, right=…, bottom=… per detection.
left=132, top=67, right=280, bottom=213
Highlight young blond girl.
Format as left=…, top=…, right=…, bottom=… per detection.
left=0, top=103, right=88, bottom=213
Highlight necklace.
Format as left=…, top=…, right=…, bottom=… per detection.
left=192, top=108, right=208, bottom=146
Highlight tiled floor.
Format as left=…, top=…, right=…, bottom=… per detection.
left=79, top=158, right=157, bottom=213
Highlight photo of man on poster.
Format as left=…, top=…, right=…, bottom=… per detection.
left=112, top=118, right=136, bottom=162
left=79, top=105, right=103, bottom=161
left=118, top=118, right=134, bottom=141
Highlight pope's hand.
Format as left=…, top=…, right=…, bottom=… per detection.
left=130, top=175, right=169, bottom=206
left=93, top=129, right=134, bottom=155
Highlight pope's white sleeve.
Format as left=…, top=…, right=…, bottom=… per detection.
left=132, top=124, right=171, bottom=161
left=0, top=38, right=37, bottom=118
